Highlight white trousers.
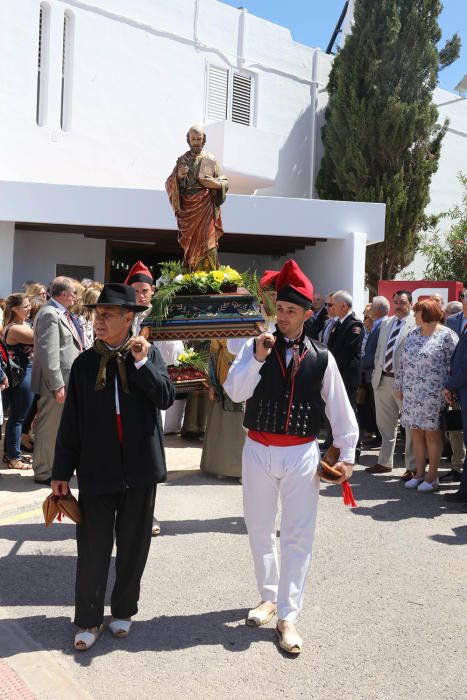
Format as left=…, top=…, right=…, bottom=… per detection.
left=242, top=436, right=321, bottom=623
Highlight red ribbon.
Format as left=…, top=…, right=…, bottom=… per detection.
left=342, top=481, right=357, bottom=507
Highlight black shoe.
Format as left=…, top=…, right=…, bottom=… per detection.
left=20, top=443, right=34, bottom=453
left=180, top=431, right=204, bottom=440
left=34, top=477, right=52, bottom=486
left=438, top=469, right=462, bottom=483
left=443, top=490, right=467, bottom=503
left=363, top=438, right=382, bottom=449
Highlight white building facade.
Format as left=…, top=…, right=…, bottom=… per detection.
left=0, top=0, right=385, bottom=313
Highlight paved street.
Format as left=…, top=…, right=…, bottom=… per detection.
left=0, top=435, right=466, bottom=700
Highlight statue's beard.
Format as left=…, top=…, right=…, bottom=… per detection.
left=190, top=145, right=203, bottom=155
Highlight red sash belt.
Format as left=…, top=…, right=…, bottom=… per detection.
left=248, top=430, right=315, bottom=447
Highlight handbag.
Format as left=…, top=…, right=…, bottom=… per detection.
left=439, top=408, right=463, bottom=432
left=7, top=356, right=26, bottom=388
left=1, top=334, right=26, bottom=388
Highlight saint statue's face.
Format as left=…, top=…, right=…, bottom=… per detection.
left=188, top=129, right=204, bottom=155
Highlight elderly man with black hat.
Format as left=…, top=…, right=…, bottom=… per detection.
left=224, top=260, right=358, bottom=655
left=51, top=283, right=175, bottom=651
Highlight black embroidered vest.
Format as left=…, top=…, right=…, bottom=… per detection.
left=243, top=336, right=328, bottom=436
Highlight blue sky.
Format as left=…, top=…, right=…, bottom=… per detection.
left=220, top=0, right=466, bottom=93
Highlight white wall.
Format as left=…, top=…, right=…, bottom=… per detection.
left=0, top=0, right=329, bottom=197
left=12, top=229, right=106, bottom=290
left=0, top=222, right=15, bottom=296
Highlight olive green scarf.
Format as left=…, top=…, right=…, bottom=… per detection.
left=93, top=338, right=132, bottom=393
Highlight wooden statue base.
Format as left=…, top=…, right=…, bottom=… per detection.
left=143, top=291, right=264, bottom=342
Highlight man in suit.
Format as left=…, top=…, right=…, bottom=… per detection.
left=367, top=290, right=416, bottom=476
left=304, top=292, right=328, bottom=340
left=439, top=290, right=467, bottom=490
left=51, top=283, right=175, bottom=649
left=327, top=290, right=364, bottom=413
left=359, top=296, right=390, bottom=441
left=319, top=293, right=337, bottom=345
left=31, top=277, right=82, bottom=485
left=446, top=296, right=467, bottom=337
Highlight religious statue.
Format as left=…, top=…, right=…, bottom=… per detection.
left=165, top=125, right=228, bottom=271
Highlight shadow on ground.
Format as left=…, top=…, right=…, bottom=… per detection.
left=320, top=463, right=464, bottom=522
left=0, top=609, right=277, bottom=664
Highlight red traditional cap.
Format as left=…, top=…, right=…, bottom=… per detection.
left=260, top=270, right=279, bottom=290
left=124, top=260, right=153, bottom=286
left=276, top=259, right=313, bottom=309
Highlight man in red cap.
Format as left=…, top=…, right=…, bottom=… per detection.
left=124, top=261, right=155, bottom=334
left=125, top=261, right=184, bottom=535
left=224, top=259, right=358, bottom=655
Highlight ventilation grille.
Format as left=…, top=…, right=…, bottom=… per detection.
left=208, top=65, right=228, bottom=121
left=232, top=73, right=252, bottom=126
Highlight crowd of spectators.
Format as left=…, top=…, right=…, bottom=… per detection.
left=1, top=276, right=466, bottom=505
left=306, top=285, right=467, bottom=503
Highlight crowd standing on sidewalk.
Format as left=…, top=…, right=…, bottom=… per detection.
left=1, top=262, right=467, bottom=656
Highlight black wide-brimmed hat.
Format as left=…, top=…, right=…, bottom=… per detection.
left=85, top=283, right=148, bottom=312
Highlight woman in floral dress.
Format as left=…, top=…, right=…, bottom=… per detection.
left=394, top=298, right=457, bottom=492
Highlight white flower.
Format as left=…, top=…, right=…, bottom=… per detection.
left=174, top=274, right=184, bottom=282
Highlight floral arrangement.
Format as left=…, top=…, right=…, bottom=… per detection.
left=168, top=346, right=209, bottom=384
left=151, top=260, right=243, bottom=321
left=156, top=261, right=242, bottom=293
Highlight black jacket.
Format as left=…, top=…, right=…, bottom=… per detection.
left=304, top=306, right=329, bottom=341
left=52, top=346, right=175, bottom=495
left=327, top=313, right=363, bottom=392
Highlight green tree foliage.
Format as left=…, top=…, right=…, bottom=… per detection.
left=439, top=33, right=461, bottom=71
left=316, top=0, right=461, bottom=295
left=420, top=173, right=467, bottom=280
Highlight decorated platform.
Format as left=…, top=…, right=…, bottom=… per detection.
left=142, top=288, right=265, bottom=342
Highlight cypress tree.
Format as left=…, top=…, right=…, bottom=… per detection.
left=316, top=0, right=460, bottom=295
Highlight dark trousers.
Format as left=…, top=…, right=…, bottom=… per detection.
left=22, top=393, right=38, bottom=435
left=74, top=485, right=156, bottom=628
left=357, top=382, right=380, bottom=435
left=459, top=403, right=467, bottom=494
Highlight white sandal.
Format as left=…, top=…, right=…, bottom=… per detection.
left=246, top=602, right=277, bottom=627
left=74, top=624, right=105, bottom=651
left=275, top=624, right=303, bottom=655
left=109, top=618, right=132, bottom=638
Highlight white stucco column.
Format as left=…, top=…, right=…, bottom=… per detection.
left=338, top=231, right=367, bottom=316
left=0, top=221, right=15, bottom=296
left=296, top=231, right=367, bottom=317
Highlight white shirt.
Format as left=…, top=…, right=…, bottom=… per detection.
left=335, top=310, right=354, bottom=324
left=227, top=320, right=276, bottom=356
left=224, top=339, right=359, bottom=463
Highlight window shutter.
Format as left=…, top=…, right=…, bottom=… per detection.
left=232, top=72, right=252, bottom=126
left=208, top=66, right=228, bottom=121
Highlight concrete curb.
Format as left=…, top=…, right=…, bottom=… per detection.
left=0, top=613, right=93, bottom=700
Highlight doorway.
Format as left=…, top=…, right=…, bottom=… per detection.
left=105, top=241, right=182, bottom=283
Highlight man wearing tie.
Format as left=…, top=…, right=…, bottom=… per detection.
left=443, top=290, right=467, bottom=501
left=31, top=277, right=82, bottom=485
left=367, top=290, right=416, bottom=476
left=320, top=293, right=337, bottom=345
left=304, top=292, right=328, bottom=341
